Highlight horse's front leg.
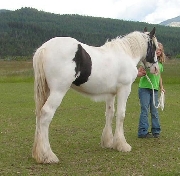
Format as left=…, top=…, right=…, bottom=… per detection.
left=101, top=95, right=115, bottom=148
left=113, top=85, right=132, bottom=152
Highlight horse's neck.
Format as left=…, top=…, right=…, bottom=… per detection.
left=123, top=34, right=147, bottom=63
left=103, top=33, right=147, bottom=65
left=133, top=57, right=143, bottom=66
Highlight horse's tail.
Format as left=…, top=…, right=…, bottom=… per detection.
left=33, top=48, right=49, bottom=118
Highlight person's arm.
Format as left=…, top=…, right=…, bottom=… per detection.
left=159, top=74, right=165, bottom=93
left=137, top=66, right=146, bottom=77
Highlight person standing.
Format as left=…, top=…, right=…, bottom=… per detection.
left=137, top=42, right=166, bottom=138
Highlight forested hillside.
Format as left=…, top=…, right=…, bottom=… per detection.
left=0, top=7, right=180, bottom=58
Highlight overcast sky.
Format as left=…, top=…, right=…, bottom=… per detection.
left=1, top=0, right=180, bottom=24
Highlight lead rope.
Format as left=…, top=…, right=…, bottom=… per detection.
left=145, top=74, right=165, bottom=111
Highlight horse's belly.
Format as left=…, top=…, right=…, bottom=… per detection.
left=71, top=79, right=117, bottom=95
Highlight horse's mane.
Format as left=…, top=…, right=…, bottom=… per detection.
left=103, top=31, right=149, bottom=58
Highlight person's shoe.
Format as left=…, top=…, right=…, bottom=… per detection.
left=153, top=133, right=160, bottom=138
left=138, top=132, right=153, bottom=138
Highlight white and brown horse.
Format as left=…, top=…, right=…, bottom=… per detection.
left=32, top=27, right=159, bottom=163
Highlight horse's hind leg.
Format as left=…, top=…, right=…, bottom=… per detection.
left=101, top=95, right=115, bottom=148
left=32, top=90, right=67, bottom=164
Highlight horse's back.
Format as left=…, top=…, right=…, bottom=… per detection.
left=42, top=36, right=79, bottom=46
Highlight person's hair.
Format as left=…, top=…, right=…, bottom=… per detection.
left=157, top=42, right=166, bottom=63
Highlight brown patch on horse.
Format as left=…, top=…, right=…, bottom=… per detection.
left=73, top=44, right=92, bottom=86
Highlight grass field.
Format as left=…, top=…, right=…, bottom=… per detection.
left=0, top=59, right=180, bottom=176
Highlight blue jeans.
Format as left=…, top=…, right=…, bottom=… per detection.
left=138, top=88, right=161, bottom=137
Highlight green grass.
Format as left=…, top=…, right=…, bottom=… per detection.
left=0, top=60, right=180, bottom=175
left=0, top=60, right=33, bottom=83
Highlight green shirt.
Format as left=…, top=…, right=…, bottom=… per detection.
left=139, top=62, right=163, bottom=90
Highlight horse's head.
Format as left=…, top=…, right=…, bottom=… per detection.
left=143, top=27, right=159, bottom=74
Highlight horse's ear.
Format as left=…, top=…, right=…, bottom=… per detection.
left=144, top=27, right=148, bottom=32
left=150, top=27, right=156, bottom=38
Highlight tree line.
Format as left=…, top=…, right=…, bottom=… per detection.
left=0, top=7, right=180, bottom=59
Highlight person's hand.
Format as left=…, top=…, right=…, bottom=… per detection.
left=137, top=67, right=146, bottom=77
left=161, top=88, right=165, bottom=93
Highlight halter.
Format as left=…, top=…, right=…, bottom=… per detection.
left=142, top=59, right=158, bottom=70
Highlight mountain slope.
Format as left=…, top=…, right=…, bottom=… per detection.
left=160, top=16, right=180, bottom=27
